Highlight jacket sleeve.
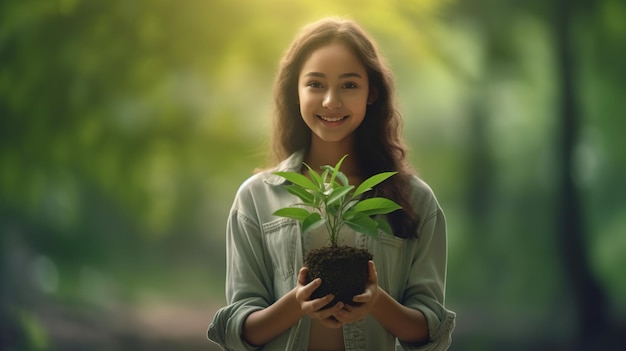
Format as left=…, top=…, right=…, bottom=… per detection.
left=399, top=197, right=456, bottom=350
left=208, top=189, right=275, bottom=351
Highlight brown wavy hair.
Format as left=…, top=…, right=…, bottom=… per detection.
left=271, top=17, right=419, bottom=238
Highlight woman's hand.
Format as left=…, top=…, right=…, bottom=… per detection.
left=295, top=267, right=345, bottom=328
left=333, top=260, right=380, bottom=325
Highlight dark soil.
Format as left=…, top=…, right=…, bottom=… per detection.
left=305, top=245, right=373, bottom=308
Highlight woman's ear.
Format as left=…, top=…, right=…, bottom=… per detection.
left=367, top=88, right=378, bottom=105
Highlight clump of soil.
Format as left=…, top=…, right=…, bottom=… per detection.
left=305, top=245, right=373, bottom=308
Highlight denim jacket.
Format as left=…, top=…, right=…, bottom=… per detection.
left=208, top=151, right=456, bottom=350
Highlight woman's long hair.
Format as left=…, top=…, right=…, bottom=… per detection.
left=271, top=17, right=419, bottom=238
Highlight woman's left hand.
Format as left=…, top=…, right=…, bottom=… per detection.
left=332, top=260, right=380, bottom=324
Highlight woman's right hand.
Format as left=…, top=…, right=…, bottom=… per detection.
left=295, top=267, right=344, bottom=328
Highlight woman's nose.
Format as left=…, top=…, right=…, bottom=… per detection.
left=322, top=90, right=342, bottom=109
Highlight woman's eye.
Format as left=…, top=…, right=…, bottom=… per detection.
left=307, top=81, right=323, bottom=88
left=343, top=82, right=358, bottom=89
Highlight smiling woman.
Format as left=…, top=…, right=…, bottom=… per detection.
left=208, top=17, right=455, bottom=351
left=297, top=42, right=370, bottom=149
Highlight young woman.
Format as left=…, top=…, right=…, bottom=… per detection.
left=208, top=17, right=455, bottom=351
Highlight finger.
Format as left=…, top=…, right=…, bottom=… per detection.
left=300, top=293, right=333, bottom=314
left=311, top=294, right=335, bottom=312
left=352, top=291, right=371, bottom=303
left=352, top=281, right=374, bottom=303
left=333, top=306, right=356, bottom=324
left=297, top=267, right=309, bottom=285
left=304, top=278, right=322, bottom=295
left=318, top=316, right=343, bottom=329
left=368, top=260, right=378, bottom=284
left=316, top=302, right=344, bottom=319
left=296, top=278, right=321, bottom=302
left=334, top=304, right=366, bottom=324
left=312, top=301, right=342, bottom=319
left=332, top=309, right=349, bottom=324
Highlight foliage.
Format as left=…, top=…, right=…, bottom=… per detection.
left=272, top=155, right=401, bottom=246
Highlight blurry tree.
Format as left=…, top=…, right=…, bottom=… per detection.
left=552, top=0, right=609, bottom=348
left=450, top=0, right=625, bottom=349
left=397, top=0, right=626, bottom=350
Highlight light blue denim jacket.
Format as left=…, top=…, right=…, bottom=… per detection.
left=208, top=151, right=455, bottom=351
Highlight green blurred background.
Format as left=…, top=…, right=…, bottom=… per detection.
left=1, top=0, right=625, bottom=350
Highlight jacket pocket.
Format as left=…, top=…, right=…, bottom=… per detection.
left=374, top=234, right=407, bottom=299
left=262, top=218, right=299, bottom=280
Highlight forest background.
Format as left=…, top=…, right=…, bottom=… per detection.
left=1, top=0, right=625, bottom=350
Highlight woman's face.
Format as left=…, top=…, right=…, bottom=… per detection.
left=297, top=42, right=370, bottom=147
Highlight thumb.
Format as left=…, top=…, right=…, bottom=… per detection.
left=368, top=260, right=378, bottom=284
left=298, top=267, right=309, bottom=285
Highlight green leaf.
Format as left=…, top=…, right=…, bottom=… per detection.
left=344, top=212, right=378, bottom=237
left=303, top=163, right=323, bottom=190
left=320, top=165, right=332, bottom=171
left=311, top=192, right=324, bottom=207
left=320, top=169, right=330, bottom=185
left=335, top=170, right=349, bottom=186
left=285, top=185, right=315, bottom=204
left=353, top=197, right=402, bottom=215
left=327, top=202, right=342, bottom=217
left=272, top=171, right=318, bottom=191
left=353, top=171, right=398, bottom=197
left=342, top=208, right=357, bottom=221
left=326, top=185, right=354, bottom=206
left=301, top=212, right=325, bottom=234
left=322, top=165, right=349, bottom=187
left=328, top=154, right=349, bottom=186
left=343, top=199, right=359, bottom=212
left=375, top=217, right=394, bottom=236
left=273, top=207, right=311, bottom=221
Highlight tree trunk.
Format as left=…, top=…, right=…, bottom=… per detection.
left=553, top=0, right=609, bottom=347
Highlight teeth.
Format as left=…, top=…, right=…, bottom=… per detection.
left=319, top=115, right=346, bottom=122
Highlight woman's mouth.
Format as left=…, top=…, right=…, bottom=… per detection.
left=317, top=114, right=348, bottom=122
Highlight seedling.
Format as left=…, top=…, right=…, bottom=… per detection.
left=272, top=154, right=401, bottom=246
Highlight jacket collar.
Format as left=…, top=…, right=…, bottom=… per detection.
left=264, top=150, right=306, bottom=186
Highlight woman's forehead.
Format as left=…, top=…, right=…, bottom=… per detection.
left=299, top=42, right=367, bottom=78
